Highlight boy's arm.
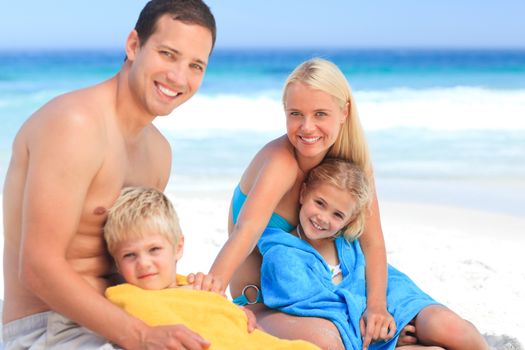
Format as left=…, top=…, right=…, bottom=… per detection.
left=19, top=114, right=208, bottom=349
left=358, top=192, right=396, bottom=348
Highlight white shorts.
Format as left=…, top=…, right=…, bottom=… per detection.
left=2, top=311, right=120, bottom=349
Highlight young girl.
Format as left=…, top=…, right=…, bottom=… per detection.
left=210, top=58, right=393, bottom=348
left=259, top=159, right=488, bottom=350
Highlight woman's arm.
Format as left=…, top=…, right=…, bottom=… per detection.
left=359, top=191, right=396, bottom=347
left=209, top=148, right=298, bottom=290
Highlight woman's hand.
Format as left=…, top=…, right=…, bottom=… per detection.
left=187, top=272, right=224, bottom=295
left=360, top=305, right=396, bottom=350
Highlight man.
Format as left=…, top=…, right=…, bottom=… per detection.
left=2, top=1, right=216, bottom=348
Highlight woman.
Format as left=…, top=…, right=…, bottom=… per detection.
left=210, top=58, right=399, bottom=349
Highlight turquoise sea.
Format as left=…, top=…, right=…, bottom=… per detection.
left=1, top=49, right=524, bottom=216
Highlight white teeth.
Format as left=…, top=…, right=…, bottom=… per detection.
left=301, top=136, right=320, bottom=144
left=158, top=84, right=179, bottom=97
left=312, top=221, right=324, bottom=230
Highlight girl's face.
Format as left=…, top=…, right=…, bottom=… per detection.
left=299, top=182, right=355, bottom=242
left=285, top=82, right=348, bottom=162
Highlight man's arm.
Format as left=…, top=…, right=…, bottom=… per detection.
left=18, top=110, right=208, bottom=349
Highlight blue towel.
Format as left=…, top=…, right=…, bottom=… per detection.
left=258, top=227, right=439, bottom=350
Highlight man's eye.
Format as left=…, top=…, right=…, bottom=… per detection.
left=191, top=63, right=204, bottom=71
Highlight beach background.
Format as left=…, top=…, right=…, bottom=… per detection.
left=2, top=1, right=525, bottom=348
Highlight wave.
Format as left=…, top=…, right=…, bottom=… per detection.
left=153, top=87, right=525, bottom=135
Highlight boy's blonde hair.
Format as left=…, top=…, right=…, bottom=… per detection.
left=104, top=187, right=181, bottom=256
left=283, top=58, right=371, bottom=172
left=304, top=159, right=371, bottom=241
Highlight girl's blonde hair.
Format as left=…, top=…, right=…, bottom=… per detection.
left=304, top=159, right=371, bottom=241
left=104, top=187, right=181, bottom=256
left=283, top=58, right=371, bottom=172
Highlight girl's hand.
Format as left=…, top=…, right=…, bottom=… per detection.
left=360, top=306, right=396, bottom=350
left=187, top=272, right=224, bottom=295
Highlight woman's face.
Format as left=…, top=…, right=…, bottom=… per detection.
left=285, top=82, right=348, bottom=161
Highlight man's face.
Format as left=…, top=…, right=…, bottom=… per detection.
left=126, top=15, right=213, bottom=117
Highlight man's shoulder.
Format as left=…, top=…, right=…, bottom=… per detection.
left=24, top=83, right=113, bottom=138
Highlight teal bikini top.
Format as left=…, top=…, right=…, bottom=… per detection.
left=231, top=184, right=295, bottom=233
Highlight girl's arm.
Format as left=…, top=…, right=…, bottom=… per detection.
left=209, top=149, right=298, bottom=290
left=359, top=191, right=396, bottom=348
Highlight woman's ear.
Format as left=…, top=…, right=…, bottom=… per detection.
left=341, top=101, right=350, bottom=124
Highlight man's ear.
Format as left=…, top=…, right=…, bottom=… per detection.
left=125, top=30, right=140, bottom=61
left=174, top=234, right=184, bottom=261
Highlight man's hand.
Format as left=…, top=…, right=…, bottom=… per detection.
left=138, top=324, right=210, bottom=350
left=187, top=272, right=224, bottom=294
left=360, top=306, right=396, bottom=350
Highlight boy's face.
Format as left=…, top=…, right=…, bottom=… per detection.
left=113, top=233, right=183, bottom=290
left=299, top=183, right=355, bottom=243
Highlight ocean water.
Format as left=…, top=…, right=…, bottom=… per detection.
left=1, top=49, right=524, bottom=216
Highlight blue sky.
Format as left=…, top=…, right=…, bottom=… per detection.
left=1, top=0, right=524, bottom=50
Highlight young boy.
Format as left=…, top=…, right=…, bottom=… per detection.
left=103, top=187, right=319, bottom=350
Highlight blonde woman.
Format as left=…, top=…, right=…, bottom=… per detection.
left=210, top=58, right=391, bottom=348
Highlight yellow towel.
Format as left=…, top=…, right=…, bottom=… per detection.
left=105, top=276, right=319, bottom=350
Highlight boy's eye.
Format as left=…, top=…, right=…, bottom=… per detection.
left=289, top=111, right=301, bottom=117
left=314, top=199, right=324, bottom=206
left=150, top=246, right=162, bottom=254
left=122, top=252, right=136, bottom=259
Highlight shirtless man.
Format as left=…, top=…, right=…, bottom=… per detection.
left=2, top=1, right=216, bottom=348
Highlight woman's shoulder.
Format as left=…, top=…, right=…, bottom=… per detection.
left=260, top=135, right=297, bottom=164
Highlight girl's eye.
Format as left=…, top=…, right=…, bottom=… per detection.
left=289, top=111, right=301, bottom=117
left=314, top=199, right=324, bottom=207
left=334, top=212, right=344, bottom=220
left=315, top=111, right=328, bottom=117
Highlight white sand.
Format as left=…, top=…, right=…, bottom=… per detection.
left=1, top=191, right=524, bottom=348
left=170, top=189, right=525, bottom=348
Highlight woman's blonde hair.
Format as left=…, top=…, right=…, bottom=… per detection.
left=104, top=187, right=181, bottom=256
left=283, top=58, right=371, bottom=172
left=304, top=159, right=371, bottom=241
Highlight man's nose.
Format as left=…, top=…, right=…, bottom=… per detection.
left=166, top=62, right=188, bottom=86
